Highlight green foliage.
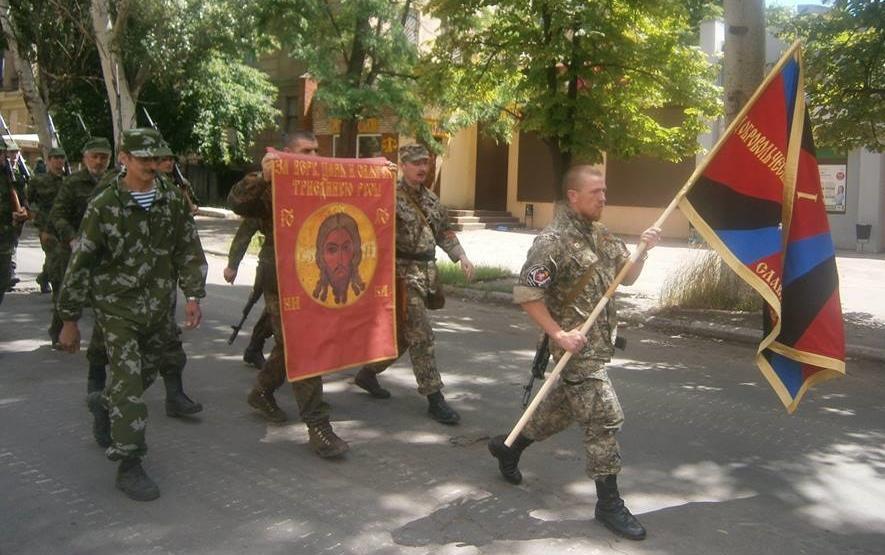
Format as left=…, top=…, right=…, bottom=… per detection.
left=257, top=0, right=437, bottom=150
left=424, top=0, right=722, bottom=179
left=768, top=0, right=884, bottom=152
left=660, top=250, right=759, bottom=311
left=436, top=261, right=513, bottom=288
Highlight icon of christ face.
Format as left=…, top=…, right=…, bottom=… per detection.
left=313, top=212, right=366, bottom=304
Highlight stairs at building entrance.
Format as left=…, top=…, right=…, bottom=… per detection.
left=448, top=209, right=524, bottom=231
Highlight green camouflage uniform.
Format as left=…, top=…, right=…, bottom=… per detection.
left=27, top=170, right=64, bottom=285
left=227, top=216, right=273, bottom=350
left=227, top=172, right=329, bottom=424
left=360, top=178, right=466, bottom=396
left=512, top=205, right=629, bottom=479
left=0, top=168, right=16, bottom=303
left=57, top=174, right=207, bottom=461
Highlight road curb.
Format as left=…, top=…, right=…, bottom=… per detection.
left=197, top=207, right=239, bottom=219
left=444, top=285, right=885, bottom=364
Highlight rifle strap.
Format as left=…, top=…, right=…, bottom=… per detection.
left=399, top=185, right=436, bottom=237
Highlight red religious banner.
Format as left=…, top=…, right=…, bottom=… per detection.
left=270, top=150, right=397, bottom=381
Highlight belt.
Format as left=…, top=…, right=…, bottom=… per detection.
left=396, top=250, right=436, bottom=262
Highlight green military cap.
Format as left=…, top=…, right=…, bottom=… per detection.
left=399, top=143, right=430, bottom=163
left=155, top=141, right=174, bottom=158
left=121, top=128, right=163, bottom=157
left=82, top=137, right=112, bottom=154
left=48, top=147, right=67, bottom=158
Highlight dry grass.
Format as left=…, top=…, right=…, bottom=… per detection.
left=660, top=249, right=760, bottom=311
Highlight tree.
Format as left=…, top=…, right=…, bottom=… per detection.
left=424, top=0, right=722, bottom=199
left=768, top=0, right=884, bottom=152
left=258, top=0, right=434, bottom=158
left=723, top=0, right=765, bottom=124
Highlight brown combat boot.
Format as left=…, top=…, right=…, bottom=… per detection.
left=307, top=421, right=349, bottom=458
left=247, top=386, right=287, bottom=423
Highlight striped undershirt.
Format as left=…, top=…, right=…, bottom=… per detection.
left=130, top=189, right=157, bottom=210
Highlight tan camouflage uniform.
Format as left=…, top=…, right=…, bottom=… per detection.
left=227, top=173, right=329, bottom=424
left=57, top=174, right=207, bottom=461
left=360, top=178, right=466, bottom=396
left=513, top=205, right=630, bottom=479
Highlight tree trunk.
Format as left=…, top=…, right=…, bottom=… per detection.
left=723, top=0, right=766, bottom=125
left=90, top=0, right=137, bottom=150
left=0, top=8, right=53, bottom=158
left=338, top=118, right=359, bottom=158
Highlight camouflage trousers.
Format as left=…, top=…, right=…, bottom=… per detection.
left=85, top=316, right=186, bottom=376
left=255, top=262, right=329, bottom=425
left=0, top=251, right=10, bottom=305
left=361, top=285, right=444, bottom=396
left=97, top=314, right=183, bottom=461
left=524, top=364, right=624, bottom=479
left=48, top=245, right=71, bottom=341
left=247, top=307, right=274, bottom=352
left=37, top=232, right=58, bottom=282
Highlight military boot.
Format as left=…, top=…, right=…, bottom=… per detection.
left=242, top=345, right=266, bottom=369
left=163, top=373, right=203, bottom=417
left=307, top=420, right=349, bottom=458
left=354, top=367, right=391, bottom=399
left=247, top=386, right=287, bottom=423
left=594, top=474, right=646, bottom=541
left=36, top=273, right=51, bottom=294
left=427, top=391, right=460, bottom=424
left=116, top=458, right=160, bottom=501
left=487, top=433, right=533, bottom=484
left=86, top=364, right=107, bottom=394
left=86, top=392, right=111, bottom=449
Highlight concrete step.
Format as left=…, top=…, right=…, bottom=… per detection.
left=449, top=209, right=512, bottom=217
left=450, top=222, right=488, bottom=231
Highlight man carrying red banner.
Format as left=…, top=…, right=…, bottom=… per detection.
left=228, top=130, right=349, bottom=458
left=353, top=144, right=476, bottom=424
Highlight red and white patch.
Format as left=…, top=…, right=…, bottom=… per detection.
left=526, top=265, right=552, bottom=287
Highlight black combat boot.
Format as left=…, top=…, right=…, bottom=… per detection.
left=247, top=386, right=287, bottom=423
left=116, top=458, right=160, bottom=501
left=427, top=391, right=460, bottom=424
left=488, top=433, right=533, bottom=484
left=86, top=392, right=111, bottom=448
left=307, top=420, right=350, bottom=458
left=86, top=364, right=107, bottom=394
left=594, top=474, right=646, bottom=540
left=354, top=367, right=391, bottom=399
left=163, top=373, right=203, bottom=417
left=242, top=344, right=266, bottom=369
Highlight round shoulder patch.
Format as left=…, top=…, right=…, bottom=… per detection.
left=526, top=264, right=553, bottom=288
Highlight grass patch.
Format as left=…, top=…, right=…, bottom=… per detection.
left=660, top=249, right=759, bottom=311
left=437, top=261, right=514, bottom=289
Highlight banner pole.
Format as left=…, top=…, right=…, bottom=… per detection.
left=504, top=40, right=804, bottom=447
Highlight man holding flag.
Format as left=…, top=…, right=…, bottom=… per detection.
left=488, top=165, right=660, bottom=541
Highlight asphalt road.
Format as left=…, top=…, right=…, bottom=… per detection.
left=2, top=229, right=883, bottom=554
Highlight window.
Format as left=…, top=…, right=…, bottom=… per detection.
left=284, top=95, right=299, bottom=133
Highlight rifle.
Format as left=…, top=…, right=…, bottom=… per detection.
left=75, top=113, right=90, bottom=136
left=522, top=335, right=550, bottom=408
left=228, top=270, right=264, bottom=344
left=142, top=107, right=197, bottom=211
left=47, top=115, right=72, bottom=176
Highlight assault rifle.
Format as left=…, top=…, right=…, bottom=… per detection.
left=47, top=115, right=72, bottom=176
left=228, top=269, right=264, bottom=344
left=141, top=108, right=197, bottom=211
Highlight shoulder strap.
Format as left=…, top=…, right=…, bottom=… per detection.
left=398, top=186, right=435, bottom=235
left=562, top=265, right=596, bottom=307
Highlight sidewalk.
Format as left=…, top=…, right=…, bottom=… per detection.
left=195, top=212, right=885, bottom=363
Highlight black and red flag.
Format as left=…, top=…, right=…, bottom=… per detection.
left=678, top=42, right=845, bottom=413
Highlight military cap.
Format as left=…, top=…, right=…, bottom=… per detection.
left=120, top=128, right=164, bottom=157
left=399, top=143, right=430, bottom=163
left=48, top=147, right=67, bottom=158
left=155, top=141, right=174, bottom=158
left=82, top=137, right=112, bottom=154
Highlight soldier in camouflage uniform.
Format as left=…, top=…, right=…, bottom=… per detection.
left=223, top=216, right=273, bottom=369
left=353, top=144, right=475, bottom=425
left=157, top=146, right=199, bottom=215
left=5, top=141, right=28, bottom=291
left=27, top=147, right=68, bottom=294
left=487, top=165, right=661, bottom=541
left=56, top=128, right=207, bottom=501
left=228, top=130, right=348, bottom=458
left=0, top=137, right=29, bottom=304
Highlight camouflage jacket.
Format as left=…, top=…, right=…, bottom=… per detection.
left=57, top=174, right=207, bottom=325
left=227, top=172, right=275, bottom=265
left=27, top=171, right=64, bottom=233
left=227, top=217, right=261, bottom=270
left=49, top=168, right=102, bottom=244
left=513, top=205, right=629, bottom=372
left=0, top=170, right=15, bottom=254
left=395, top=179, right=465, bottom=295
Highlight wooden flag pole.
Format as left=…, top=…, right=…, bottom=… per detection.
left=504, top=40, right=804, bottom=447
